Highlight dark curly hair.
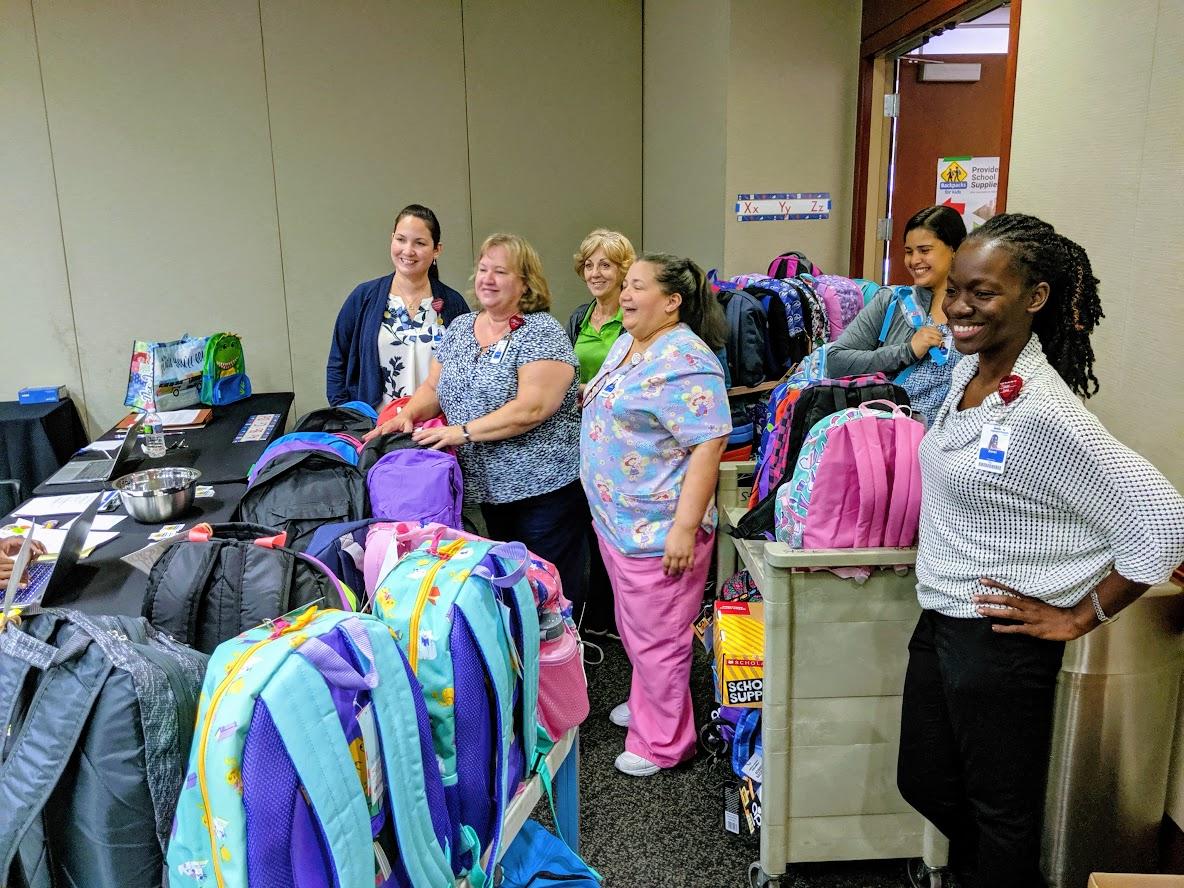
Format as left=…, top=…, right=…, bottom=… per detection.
left=638, top=253, right=727, bottom=351
left=965, top=213, right=1103, bottom=397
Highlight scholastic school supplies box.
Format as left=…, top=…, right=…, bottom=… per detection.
left=713, top=600, right=765, bottom=708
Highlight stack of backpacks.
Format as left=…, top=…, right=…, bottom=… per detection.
left=0, top=397, right=593, bottom=888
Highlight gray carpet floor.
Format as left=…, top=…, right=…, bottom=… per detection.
left=542, top=636, right=915, bottom=888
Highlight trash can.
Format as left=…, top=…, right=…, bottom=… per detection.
left=1043, top=582, right=1184, bottom=887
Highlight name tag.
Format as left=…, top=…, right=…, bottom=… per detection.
left=976, top=423, right=1011, bottom=474
left=488, top=338, right=510, bottom=365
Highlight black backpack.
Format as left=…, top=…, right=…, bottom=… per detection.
left=143, top=522, right=348, bottom=653
left=0, top=609, right=207, bottom=887
left=232, top=449, right=368, bottom=552
left=717, top=289, right=771, bottom=387
left=733, top=379, right=910, bottom=540
left=293, top=404, right=376, bottom=435
left=767, top=249, right=820, bottom=280
left=357, top=430, right=422, bottom=474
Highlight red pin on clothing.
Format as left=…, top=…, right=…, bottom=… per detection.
left=431, top=297, right=444, bottom=313
left=998, top=374, right=1024, bottom=404
left=508, top=314, right=525, bottom=332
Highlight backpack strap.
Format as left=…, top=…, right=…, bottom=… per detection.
left=145, top=541, right=224, bottom=648
left=884, top=415, right=925, bottom=548
left=358, top=620, right=456, bottom=888
left=261, top=643, right=375, bottom=888
left=0, top=624, right=111, bottom=881
left=846, top=417, right=889, bottom=548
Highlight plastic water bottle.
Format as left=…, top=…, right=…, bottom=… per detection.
left=141, top=408, right=167, bottom=458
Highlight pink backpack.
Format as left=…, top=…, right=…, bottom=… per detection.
left=774, top=401, right=924, bottom=574
left=378, top=521, right=588, bottom=740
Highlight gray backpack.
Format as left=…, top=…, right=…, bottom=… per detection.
left=0, top=609, right=207, bottom=888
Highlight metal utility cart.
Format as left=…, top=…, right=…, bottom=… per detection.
left=716, top=462, right=949, bottom=888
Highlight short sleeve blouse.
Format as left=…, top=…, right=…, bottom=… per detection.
left=435, top=312, right=581, bottom=505
left=580, top=324, right=732, bottom=556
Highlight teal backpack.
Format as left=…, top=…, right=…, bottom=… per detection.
left=201, top=332, right=250, bottom=406
left=166, top=607, right=455, bottom=888
left=373, top=536, right=541, bottom=887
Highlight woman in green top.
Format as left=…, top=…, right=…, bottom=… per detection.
left=565, top=228, right=637, bottom=384
left=565, top=228, right=636, bottom=637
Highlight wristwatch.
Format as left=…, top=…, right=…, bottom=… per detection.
left=461, top=423, right=472, bottom=443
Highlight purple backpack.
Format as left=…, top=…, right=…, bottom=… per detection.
left=367, top=448, right=464, bottom=528
left=805, top=274, right=866, bottom=340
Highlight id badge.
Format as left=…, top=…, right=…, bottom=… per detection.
left=488, top=338, right=510, bottom=365
left=976, top=423, right=1011, bottom=474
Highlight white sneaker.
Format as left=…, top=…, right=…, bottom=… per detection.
left=609, top=701, right=631, bottom=727
left=614, top=750, right=661, bottom=777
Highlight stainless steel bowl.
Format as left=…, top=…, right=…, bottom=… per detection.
left=112, top=467, right=201, bottom=524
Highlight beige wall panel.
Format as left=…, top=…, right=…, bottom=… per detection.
left=1008, top=0, right=1176, bottom=478
left=723, top=0, right=861, bottom=277
left=33, top=0, right=291, bottom=432
left=0, top=0, right=85, bottom=422
left=643, top=0, right=729, bottom=272
left=463, top=0, right=643, bottom=323
left=260, top=1, right=473, bottom=415
left=1120, top=0, right=1183, bottom=490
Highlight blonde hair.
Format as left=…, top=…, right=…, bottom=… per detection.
left=474, top=233, right=552, bottom=314
left=572, top=228, right=637, bottom=279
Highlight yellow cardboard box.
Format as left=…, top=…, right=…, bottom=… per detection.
left=1089, top=875, right=1184, bottom=887
left=713, top=600, right=764, bottom=708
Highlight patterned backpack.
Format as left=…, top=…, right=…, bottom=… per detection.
left=372, top=535, right=541, bottom=885
left=774, top=401, right=925, bottom=552
left=803, top=274, right=866, bottom=340
left=167, top=607, right=456, bottom=888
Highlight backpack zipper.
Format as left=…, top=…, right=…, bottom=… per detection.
left=407, top=539, right=465, bottom=673
left=195, top=607, right=319, bottom=888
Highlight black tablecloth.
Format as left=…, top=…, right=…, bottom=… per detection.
left=5, top=484, right=247, bottom=618
left=33, top=392, right=293, bottom=495
left=0, top=398, right=89, bottom=510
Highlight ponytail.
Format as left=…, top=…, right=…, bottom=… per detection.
left=640, top=252, right=727, bottom=351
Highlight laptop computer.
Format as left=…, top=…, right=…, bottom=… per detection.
left=5, top=492, right=103, bottom=609
left=43, top=416, right=145, bottom=485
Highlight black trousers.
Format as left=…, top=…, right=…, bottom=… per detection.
left=481, top=480, right=589, bottom=621
left=897, top=610, right=1065, bottom=888
left=579, top=522, right=617, bottom=634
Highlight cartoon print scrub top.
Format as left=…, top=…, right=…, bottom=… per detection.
left=580, top=323, right=732, bottom=557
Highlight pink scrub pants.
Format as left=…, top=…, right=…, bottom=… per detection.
left=594, top=526, right=714, bottom=768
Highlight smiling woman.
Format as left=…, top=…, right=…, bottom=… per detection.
left=898, top=213, right=1184, bottom=888
left=326, top=204, right=470, bottom=408
left=364, top=233, right=590, bottom=619
left=825, top=205, right=967, bottom=424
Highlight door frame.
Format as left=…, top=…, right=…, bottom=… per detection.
left=848, top=0, right=1022, bottom=277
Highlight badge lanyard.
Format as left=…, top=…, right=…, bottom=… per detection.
left=583, top=353, right=642, bottom=407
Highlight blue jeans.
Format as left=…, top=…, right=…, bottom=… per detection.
left=481, top=479, right=589, bottom=620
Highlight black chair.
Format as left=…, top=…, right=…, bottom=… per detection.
left=0, top=479, right=22, bottom=517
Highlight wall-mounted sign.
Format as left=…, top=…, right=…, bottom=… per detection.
left=936, top=156, right=998, bottom=232
left=735, top=192, right=830, bottom=222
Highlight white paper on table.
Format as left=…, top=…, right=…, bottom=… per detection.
left=82, top=439, right=124, bottom=453
left=145, top=409, right=202, bottom=425
left=0, top=519, right=118, bottom=556
left=122, top=534, right=187, bottom=574
left=60, top=514, right=126, bottom=531
left=13, top=493, right=104, bottom=517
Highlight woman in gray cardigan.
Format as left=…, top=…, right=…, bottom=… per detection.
left=826, top=206, right=966, bottom=424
